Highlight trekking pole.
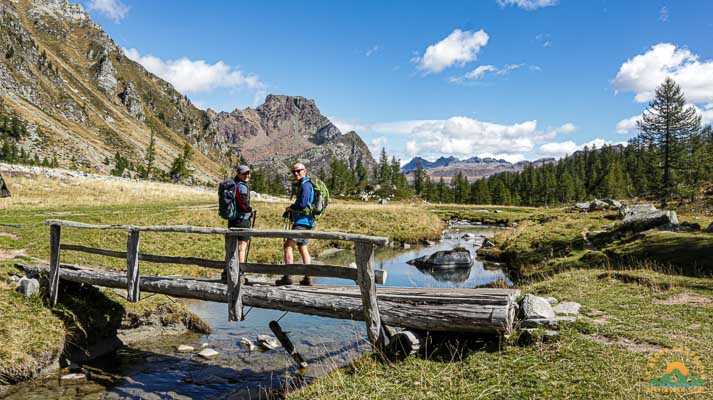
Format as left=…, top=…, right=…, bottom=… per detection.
left=245, top=211, right=257, bottom=262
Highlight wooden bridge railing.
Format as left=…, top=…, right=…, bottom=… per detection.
left=44, top=219, right=389, bottom=347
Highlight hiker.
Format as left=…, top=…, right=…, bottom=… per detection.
left=229, top=165, right=253, bottom=263
left=278, top=163, right=314, bottom=286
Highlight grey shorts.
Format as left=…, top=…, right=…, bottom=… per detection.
left=228, top=218, right=251, bottom=242
left=290, top=224, right=312, bottom=246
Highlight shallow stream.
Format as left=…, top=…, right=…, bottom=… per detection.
left=4, top=226, right=508, bottom=399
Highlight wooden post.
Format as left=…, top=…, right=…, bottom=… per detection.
left=48, top=224, right=61, bottom=306
left=126, top=228, right=141, bottom=302
left=355, top=242, right=383, bottom=350
left=225, top=234, right=242, bottom=321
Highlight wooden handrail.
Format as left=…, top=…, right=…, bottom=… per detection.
left=60, top=243, right=387, bottom=284
left=45, top=219, right=389, bottom=246
left=44, top=218, right=387, bottom=347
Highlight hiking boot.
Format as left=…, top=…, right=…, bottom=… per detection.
left=299, top=275, right=314, bottom=286
left=275, top=275, right=295, bottom=286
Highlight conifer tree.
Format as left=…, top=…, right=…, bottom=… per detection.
left=636, top=77, right=701, bottom=207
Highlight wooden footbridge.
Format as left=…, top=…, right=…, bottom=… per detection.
left=19, top=219, right=520, bottom=353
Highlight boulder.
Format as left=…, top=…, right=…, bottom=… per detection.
left=602, top=199, right=623, bottom=209
left=589, top=199, right=610, bottom=211
left=624, top=210, right=678, bottom=229
left=543, top=297, right=559, bottom=305
left=521, top=294, right=555, bottom=319
left=407, top=247, right=473, bottom=268
left=618, top=204, right=657, bottom=219
left=573, top=202, right=590, bottom=212
left=706, top=222, right=713, bottom=233
left=553, top=301, right=581, bottom=316
left=0, top=173, right=10, bottom=198
left=16, top=277, right=40, bottom=298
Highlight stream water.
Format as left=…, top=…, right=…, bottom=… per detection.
left=3, top=226, right=509, bottom=400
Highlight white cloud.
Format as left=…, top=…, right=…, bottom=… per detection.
left=365, top=45, right=380, bottom=57
left=463, top=65, right=498, bottom=80
left=413, top=29, right=490, bottom=74
left=615, top=115, right=642, bottom=135
left=539, top=141, right=578, bottom=156
left=329, top=117, right=371, bottom=134
left=123, top=48, right=264, bottom=94
left=453, top=63, right=525, bottom=82
left=497, top=0, right=558, bottom=10
left=613, top=43, right=713, bottom=104
left=87, top=0, right=128, bottom=22
left=372, top=117, right=564, bottom=157
left=539, top=138, right=628, bottom=158
left=554, top=122, right=577, bottom=134
left=369, top=137, right=388, bottom=156
left=659, top=6, right=669, bottom=22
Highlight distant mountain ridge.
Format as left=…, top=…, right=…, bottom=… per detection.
left=0, top=0, right=374, bottom=183
left=402, top=155, right=556, bottom=182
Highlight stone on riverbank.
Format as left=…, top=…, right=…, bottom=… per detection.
left=257, top=335, right=280, bottom=350
left=553, top=301, right=581, bottom=316
left=198, top=348, right=219, bottom=359
left=706, top=222, right=713, bottom=233
left=16, top=277, right=40, bottom=298
left=520, top=316, right=577, bottom=328
left=60, top=373, right=87, bottom=383
left=521, top=294, right=556, bottom=319
left=176, top=345, right=194, bottom=353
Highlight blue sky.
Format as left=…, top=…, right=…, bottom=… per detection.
left=84, top=0, right=713, bottom=163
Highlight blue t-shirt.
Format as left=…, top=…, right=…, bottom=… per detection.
left=290, top=176, right=315, bottom=227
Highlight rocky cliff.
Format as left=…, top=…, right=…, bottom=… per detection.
left=0, top=0, right=374, bottom=183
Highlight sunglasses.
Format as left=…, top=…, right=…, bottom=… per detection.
left=291, top=169, right=304, bottom=174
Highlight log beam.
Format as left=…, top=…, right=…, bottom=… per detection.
left=18, top=264, right=519, bottom=335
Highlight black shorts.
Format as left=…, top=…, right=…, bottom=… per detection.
left=228, top=218, right=251, bottom=242
left=290, top=224, right=312, bottom=246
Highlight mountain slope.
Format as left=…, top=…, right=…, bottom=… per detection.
left=0, top=0, right=374, bottom=183
left=402, top=155, right=556, bottom=182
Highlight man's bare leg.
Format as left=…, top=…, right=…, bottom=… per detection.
left=277, top=239, right=296, bottom=285
left=298, top=245, right=312, bottom=285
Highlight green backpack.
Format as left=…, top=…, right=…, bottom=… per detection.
left=308, top=177, right=330, bottom=217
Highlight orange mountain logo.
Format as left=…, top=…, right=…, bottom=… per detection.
left=645, top=348, right=706, bottom=393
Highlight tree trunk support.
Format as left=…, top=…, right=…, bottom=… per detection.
left=126, top=228, right=141, bottom=302
left=48, top=224, right=61, bottom=306
left=355, top=242, right=383, bottom=350
left=225, top=234, right=242, bottom=321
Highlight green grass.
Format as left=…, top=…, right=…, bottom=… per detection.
left=292, top=267, right=713, bottom=400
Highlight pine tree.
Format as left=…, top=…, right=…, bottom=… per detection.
left=413, top=160, right=425, bottom=195
left=144, top=131, right=156, bottom=179
left=636, top=77, right=701, bottom=207
left=470, top=178, right=491, bottom=204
